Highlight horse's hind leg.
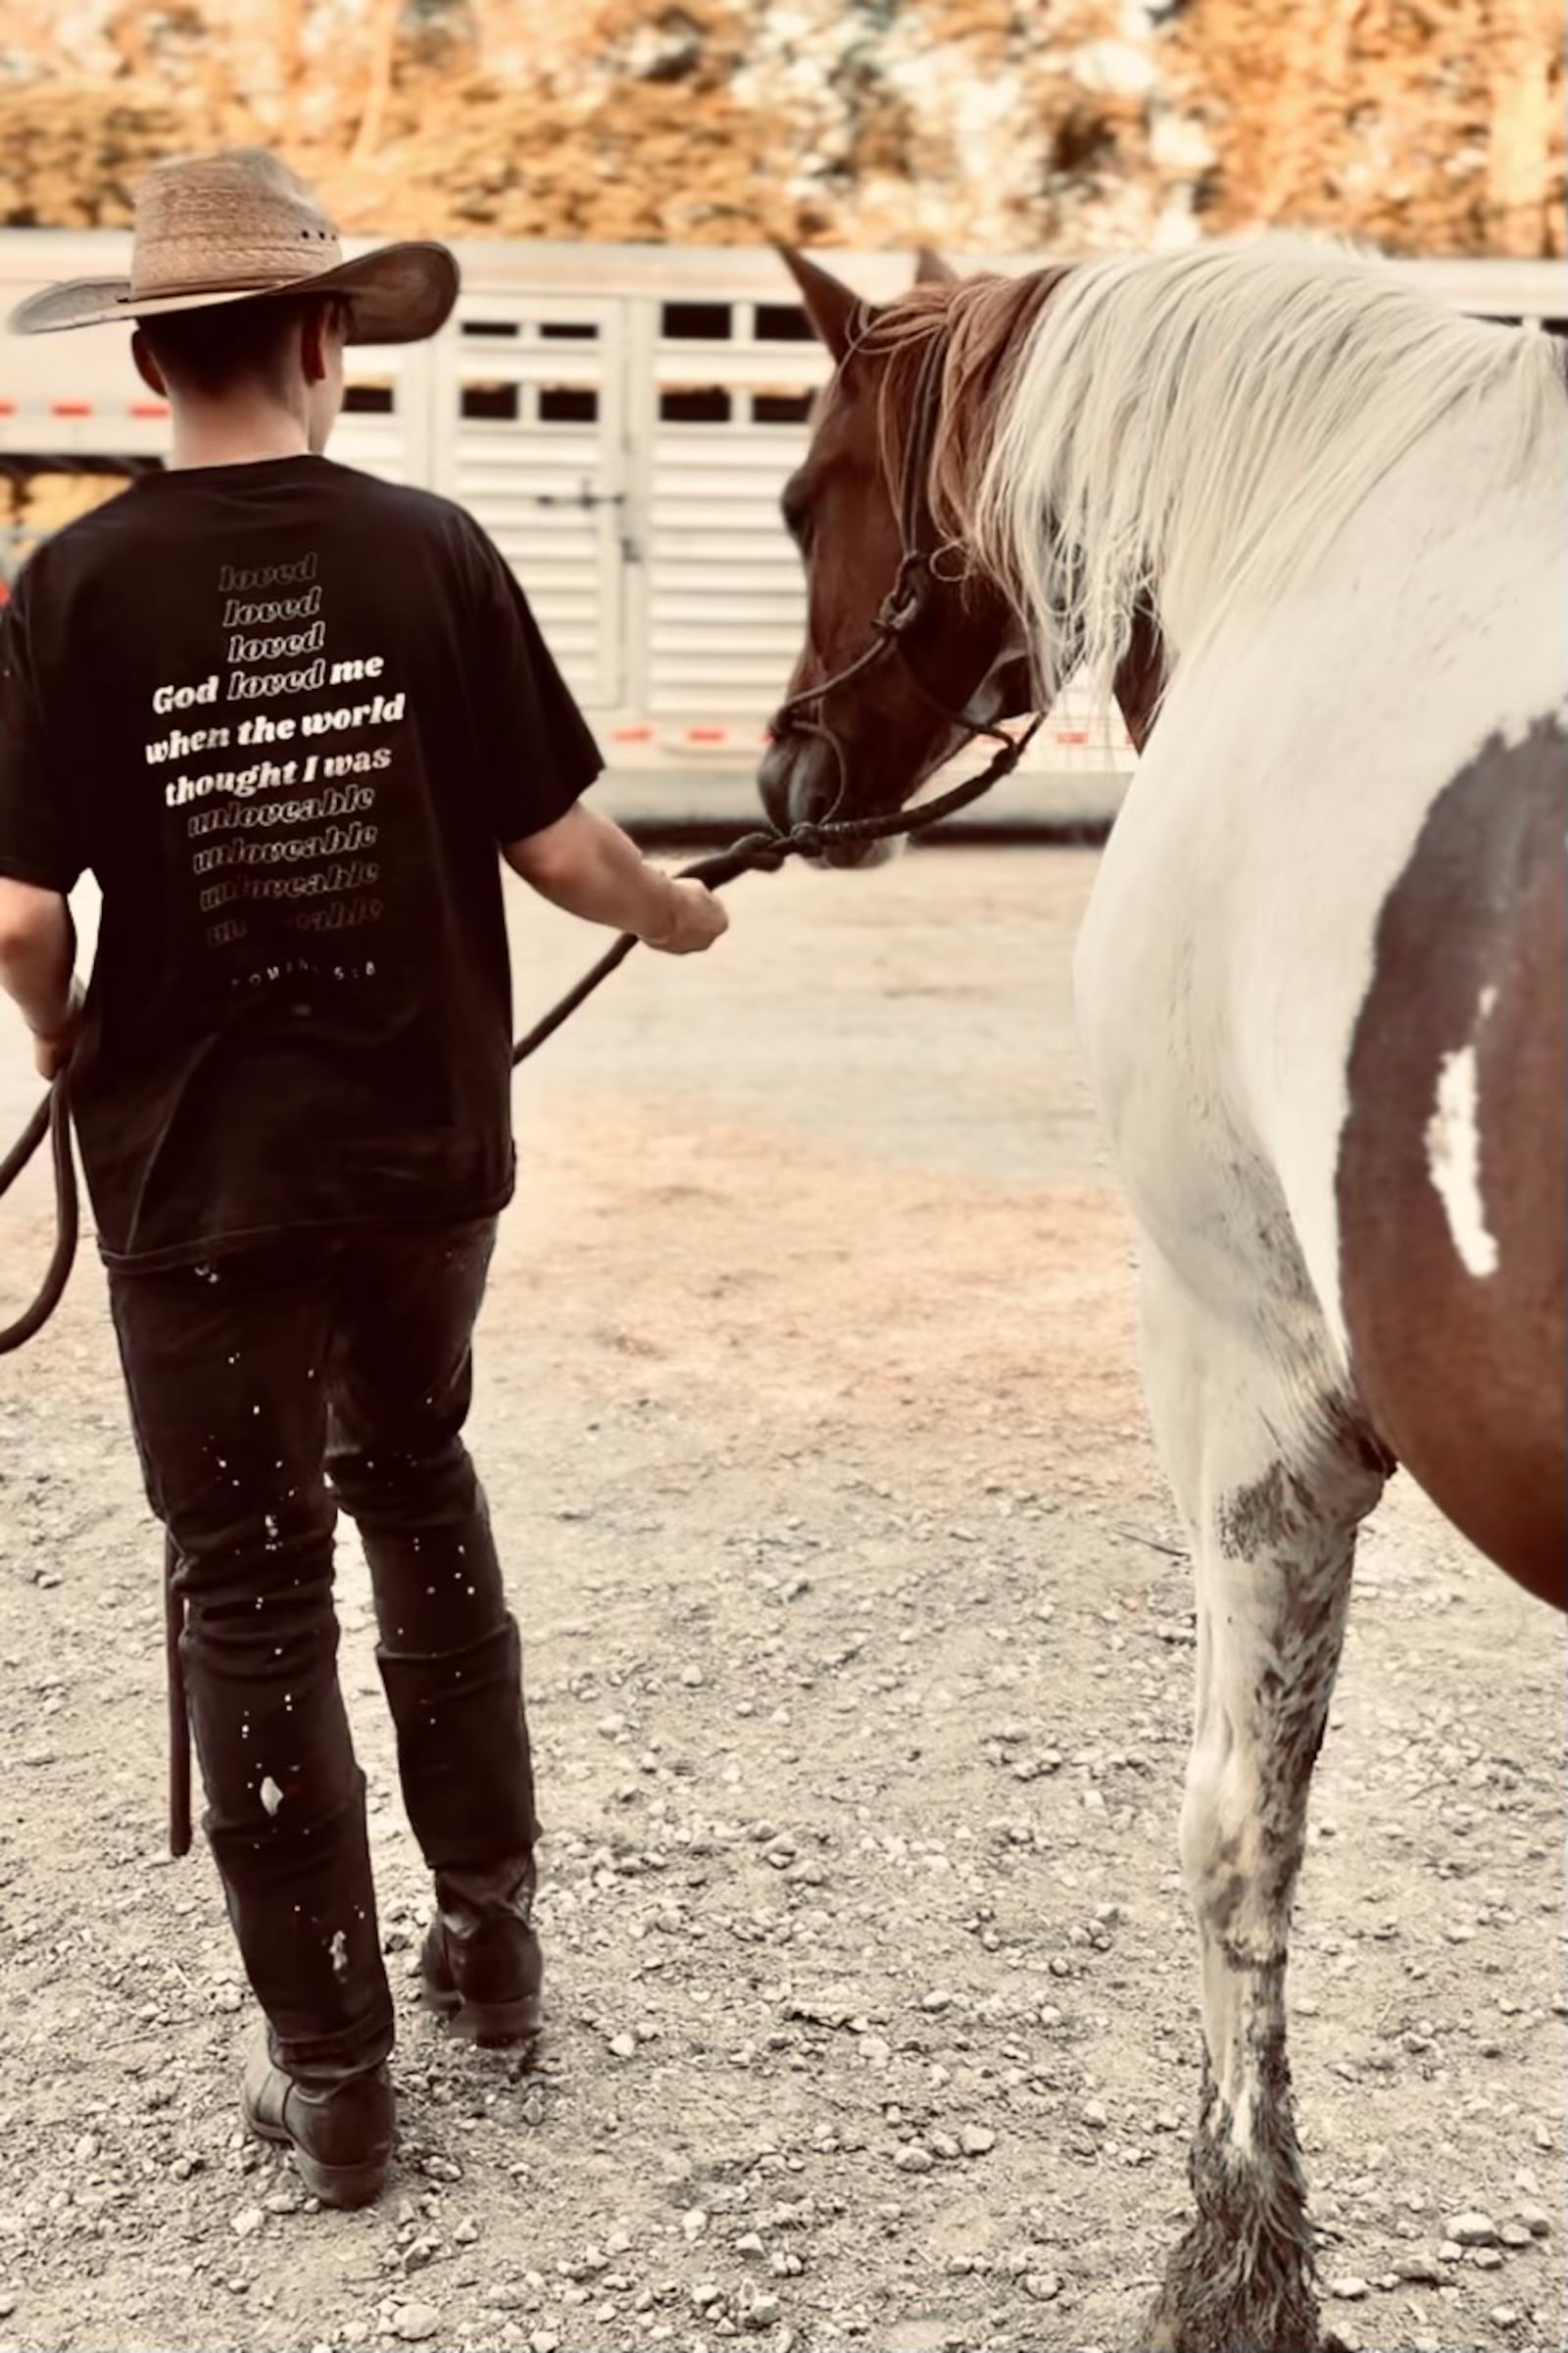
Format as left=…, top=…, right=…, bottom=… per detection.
left=1137, top=1250, right=1387, bottom=2353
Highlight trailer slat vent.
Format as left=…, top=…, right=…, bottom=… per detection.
left=754, top=391, right=814, bottom=425
left=539, top=386, right=599, bottom=423
left=662, top=302, right=732, bottom=341
left=755, top=304, right=813, bottom=343
left=660, top=386, right=731, bottom=423
left=461, top=380, right=520, bottom=421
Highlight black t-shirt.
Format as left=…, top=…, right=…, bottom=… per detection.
left=0, top=453, right=601, bottom=1268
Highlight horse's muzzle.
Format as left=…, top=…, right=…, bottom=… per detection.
left=758, top=729, right=840, bottom=839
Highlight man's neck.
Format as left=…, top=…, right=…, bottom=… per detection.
left=168, top=394, right=314, bottom=471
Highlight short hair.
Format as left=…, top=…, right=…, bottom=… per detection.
left=137, top=293, right=346, bottom=399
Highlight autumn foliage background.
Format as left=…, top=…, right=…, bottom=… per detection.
left=0, top=0, right=1562, bottom=257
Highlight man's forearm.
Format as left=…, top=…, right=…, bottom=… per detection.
left=0, top=882, right=76, bottom=1039
left=504, top=806, right=680, bottom=941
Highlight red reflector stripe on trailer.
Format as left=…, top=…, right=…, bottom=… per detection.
left=685, top=727, right=728, bottom=744
left=51, top=400, right=92, bottom=417
left=1054, top=728, right=1089, bottom=746
left=611, top=725, right=654, bottom=742
left=131, top=401, right=170, bottom=418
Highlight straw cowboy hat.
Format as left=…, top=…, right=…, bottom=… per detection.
left=9, top=149, right=458, bottom=342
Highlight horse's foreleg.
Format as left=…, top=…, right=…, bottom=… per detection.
left=1137, top=1251, right=1387, bottom=2353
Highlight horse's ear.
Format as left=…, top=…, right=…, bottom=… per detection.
left=773, top=243, right=861, bottom=363
left=914, top=246, right=957, bottom=286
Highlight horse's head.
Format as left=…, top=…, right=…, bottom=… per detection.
left=758, top=247, right=1040, bottom=860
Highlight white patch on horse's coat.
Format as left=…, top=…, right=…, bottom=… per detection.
left=259, top=1775, right=283, bottom=1816
left=1425, top=1042, right=1498, bottom=1277
left=328, top=1929, right=349, bottom=1980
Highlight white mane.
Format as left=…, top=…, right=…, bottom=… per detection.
left=971, top=238, right=1566, bottom=703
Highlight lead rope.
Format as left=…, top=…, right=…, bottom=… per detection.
left=513, top=724, right=1036, bottom=1064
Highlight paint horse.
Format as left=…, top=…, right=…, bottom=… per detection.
left=760, top=240, right=1566, bottom=2352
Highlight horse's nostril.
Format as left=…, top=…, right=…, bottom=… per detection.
left=757, top=739, right=796, bottom=829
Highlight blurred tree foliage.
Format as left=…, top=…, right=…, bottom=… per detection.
left=0, top=0, right=1559, bottom=255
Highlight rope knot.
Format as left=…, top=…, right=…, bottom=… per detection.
left=875, top=550, right=932, bottom=638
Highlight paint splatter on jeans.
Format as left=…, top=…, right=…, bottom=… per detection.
left=109, top=1218, right=537, bottom=2083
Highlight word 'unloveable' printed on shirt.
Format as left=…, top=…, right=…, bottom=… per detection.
left=186, top=782, right=376, bottom=837
left=191, top=819, right=378, bottom=875
left=198, top=858, right=380, bottom=912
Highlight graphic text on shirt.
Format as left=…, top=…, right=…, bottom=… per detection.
left=141, top=549, right=412, bottom=990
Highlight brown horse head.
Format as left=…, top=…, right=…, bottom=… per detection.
left=758, top=248, right=1051, bottom=852
left=759, top=248, right=1165, bottom=855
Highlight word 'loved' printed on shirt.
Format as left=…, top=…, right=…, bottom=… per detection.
left=222, top=584, right=321, bottom=629
left=228, top=618, right=325, bottom=665
left=217, top=552, right=318, bottom=594
left=151, top=658, right=393, bottom=711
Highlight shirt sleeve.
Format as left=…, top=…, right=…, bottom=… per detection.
left=0, top=569, right=83, bottom=894
left=462, top=520, right=604, bottom=843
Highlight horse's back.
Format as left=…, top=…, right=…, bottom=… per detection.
left=1335, top=713, right=1566, bottom=1604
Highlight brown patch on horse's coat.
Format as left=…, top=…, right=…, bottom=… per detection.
left=1338, top=715, right=1567, bottom=1606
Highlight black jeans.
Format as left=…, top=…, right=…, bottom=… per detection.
left=109, top=1218, right=536, bottom=2083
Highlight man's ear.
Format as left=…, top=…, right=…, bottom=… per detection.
left=130, top=329, right=167, bottom=398
left=298, top=300, right=334, bottom=387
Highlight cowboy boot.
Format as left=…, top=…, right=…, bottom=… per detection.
left=420, top=1856, right=543, bottom=2047
left=242, top=2031, right=396, bottom=2208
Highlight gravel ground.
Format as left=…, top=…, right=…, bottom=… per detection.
left=0, top=847, right=1562, bottom=2353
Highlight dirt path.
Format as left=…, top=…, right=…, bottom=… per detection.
left=0, top=849, right=1562, bottom=2353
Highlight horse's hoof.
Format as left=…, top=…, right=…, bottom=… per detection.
left=1138, top=2283, right=1326, bottom=2352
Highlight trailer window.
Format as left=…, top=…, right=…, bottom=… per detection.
left=539, top=385, right=599, bottom=423
left=462, top=319, right=520, bottom=338
left=540, top=321, right=599, bottom=341
left=461, top=380, right=520, bottom=421
left=343, top=381, right=396, bottom=414
left=662, top=302, right=732, bottom=341
left=660, top=386, right=732, bottom=423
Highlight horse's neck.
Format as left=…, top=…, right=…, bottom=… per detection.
left=1106, top=356, right=1563, bottom=754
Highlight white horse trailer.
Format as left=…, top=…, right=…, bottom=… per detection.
left=1, top=234, right=1562, bottom=816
